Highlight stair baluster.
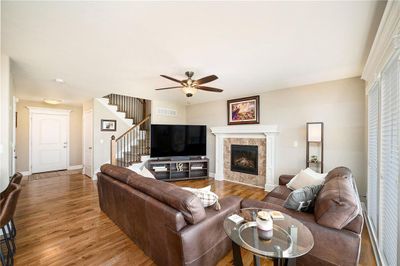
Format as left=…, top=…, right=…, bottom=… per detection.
left=110, top=115, right=151, bottom=167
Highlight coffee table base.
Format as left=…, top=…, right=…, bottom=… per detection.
left=232, top=242, right=296, bottom=266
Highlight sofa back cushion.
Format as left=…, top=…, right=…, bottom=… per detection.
left=100, top=164, right=206, bottom=224
left=314, top=167, right=360, bottom=229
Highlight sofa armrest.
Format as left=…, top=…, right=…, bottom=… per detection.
left=179, top=196, right=241, bottom=265
left=279, top=174, right=295, bottom=185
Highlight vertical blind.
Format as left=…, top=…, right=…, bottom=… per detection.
left=367, top=83, right=379, bottom=233
left=368, top=52, right=400, bottom=266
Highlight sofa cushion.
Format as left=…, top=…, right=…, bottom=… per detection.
left=266, top=185, right=292, bottom=200
left=324, top=166, right=353, bottom=182
left=100, top=164, right=206, bottom=224
left=284, top=184, right=323, bottom=212
left=263, top=195, right=286, bottom=206
left=314, top=167, right=359, bottom=229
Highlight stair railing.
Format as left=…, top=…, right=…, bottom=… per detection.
left=110, top=115, right=151, bottom=167
left=104, top=93, right=147, bottom=125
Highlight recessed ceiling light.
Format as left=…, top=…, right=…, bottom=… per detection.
left=55, top=78, right=64, bottom=83
left=44, top=99, right=63, bottom=105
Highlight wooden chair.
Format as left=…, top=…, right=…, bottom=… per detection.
left=0, top=173, right=22, bottom=241
left=0, top=183, right=22, bottom=266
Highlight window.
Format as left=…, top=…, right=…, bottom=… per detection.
left=367, top=51, right=400, bottom=266
left=367, top=82, right=379, bottom=234
left=379, top=54, right=399, bottom=266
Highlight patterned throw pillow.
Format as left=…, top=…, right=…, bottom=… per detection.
left=284, top=184, right=323, bottom=212
left=181, top=186, right=221, bottom=210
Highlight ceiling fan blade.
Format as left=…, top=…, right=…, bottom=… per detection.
left=195, top=75, right=218, bottom=85
left=160, top=75, right=183, bottom=84
left=197, top=86, right=223, bottom=92
left=155, top=86, right=182, bottom=90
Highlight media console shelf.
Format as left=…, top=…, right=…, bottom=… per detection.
left=148, top=157, right=209, bottom=181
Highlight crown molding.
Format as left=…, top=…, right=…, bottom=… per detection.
left=362, top=1, right=400, bottom=84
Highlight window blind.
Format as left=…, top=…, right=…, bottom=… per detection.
left=367, top=83, right=379, bottom=234
left=379, top=55, right=399, bottom=266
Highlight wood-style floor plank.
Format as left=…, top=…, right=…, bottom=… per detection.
left=11, top=172, right=375, bottom=265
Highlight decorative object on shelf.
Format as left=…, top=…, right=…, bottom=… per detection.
left=256, top=211, right=273, bottom=240
left=101, top=119, right=117, bottom=131
left=306, top=122, right=324, bottom=173
left=227, top=95, right=260, bottom=125
left=176, top=162, right=184, bottom=172
left=310, top=155, right=318, bottom=163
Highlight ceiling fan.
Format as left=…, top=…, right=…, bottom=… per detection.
left=156, top=71, right=223, bottom=97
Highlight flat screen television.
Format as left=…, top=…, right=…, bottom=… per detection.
left=151, top=124, right=207, bottom=158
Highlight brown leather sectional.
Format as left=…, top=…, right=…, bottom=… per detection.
left=98, top=164, right=362, bottom=266
left=97, top=164, right=241, bottom=266
left=242, top=167, right=363, bottom=266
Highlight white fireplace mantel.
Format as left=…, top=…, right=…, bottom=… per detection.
left=210, top=125, right=279, bottom=191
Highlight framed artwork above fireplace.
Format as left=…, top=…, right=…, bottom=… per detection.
left=227, top=95, right=260, bottom=125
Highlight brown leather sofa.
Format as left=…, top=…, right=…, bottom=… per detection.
left=97, top=164, right=241, bottom=266
left=242, top=167, right=363, bottom=266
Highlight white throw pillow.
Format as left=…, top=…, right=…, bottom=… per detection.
left=286, top=168, right=327, bottom=190
left=303, top=168, right=327, bottom=180
left=181, top=186, right=221, bottom=210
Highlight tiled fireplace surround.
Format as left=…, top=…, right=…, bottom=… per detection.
left=211, top=125, right=279, bottom=191
left=224, top=138, right=266, bottom=187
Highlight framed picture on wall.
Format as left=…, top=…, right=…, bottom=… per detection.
left=227, top=95, right=260, bottom=125
left=101, top=119, right=117, bottom=131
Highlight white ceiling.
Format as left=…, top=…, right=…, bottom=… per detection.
left=2, top=1, right=385, bottom=105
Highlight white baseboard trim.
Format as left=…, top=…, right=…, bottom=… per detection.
left=362, top=203, right=383, bottom=266
left=68, top=165, right=83, bottom=170
left=209, top=172, right=215, bottom=178
left=20, top=171, right=31, bottom=176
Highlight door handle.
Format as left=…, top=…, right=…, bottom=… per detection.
left=63, top=146, right=67, bottom=148
left=88, top=147, right=92, bottom=150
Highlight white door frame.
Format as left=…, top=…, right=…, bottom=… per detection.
left=82, top=109, right=93, bottom=178
left=27, top=106, right=71, bottom=174
left=11, top=96, right=18, bottom=174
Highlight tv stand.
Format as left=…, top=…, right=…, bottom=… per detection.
left=148, top=157, right=209, bottom=181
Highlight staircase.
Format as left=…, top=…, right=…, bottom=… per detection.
left=105, top=93, right=151, bottom=167
left=104, top=93, right=147, bottom=125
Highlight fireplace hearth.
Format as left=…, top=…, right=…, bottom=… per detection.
left=230, top=144, right=258, bottom=175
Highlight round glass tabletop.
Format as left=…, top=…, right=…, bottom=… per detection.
left=223, top=208, right=314, bottom=259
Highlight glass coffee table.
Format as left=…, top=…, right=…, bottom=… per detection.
left=224, top=208, right=314, bottom=266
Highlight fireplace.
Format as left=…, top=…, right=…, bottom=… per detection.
left=230, top=144, right=258, bottom=175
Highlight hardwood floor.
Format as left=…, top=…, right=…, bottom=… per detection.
left=11, top=172, right=375, bottom=265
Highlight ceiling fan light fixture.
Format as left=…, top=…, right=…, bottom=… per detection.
left=157, top=71, right=222, bottom=97
left=182, top=86, right=197, bottom=96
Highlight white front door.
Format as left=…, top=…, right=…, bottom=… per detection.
left=83, top=110, right=93, bottom=178
left=31, top=112, right=69, bottom=173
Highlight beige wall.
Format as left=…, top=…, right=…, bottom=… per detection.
left=92, top=98, right=131, bottom=177
left=16, top=100, right=83, bottom=172
left=0, top=55, right=14, bottom=191
left=186, top=77, right=367, bottom=196
left=151, top=100, right=186, bottom=124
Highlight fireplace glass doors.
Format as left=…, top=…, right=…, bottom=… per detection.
left=230, top=144, right=258, bottom=175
